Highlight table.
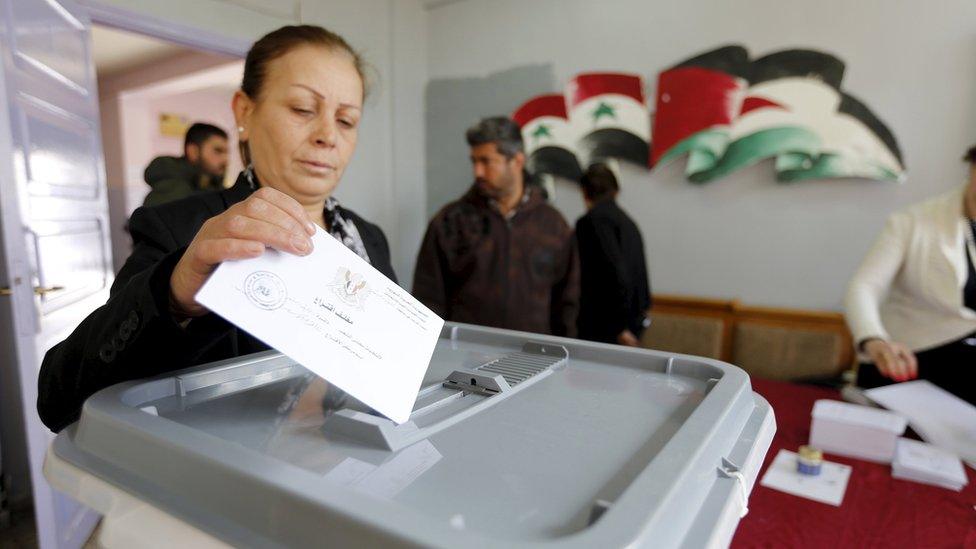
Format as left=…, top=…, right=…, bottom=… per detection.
left=732, top=378, right=976, bottom=548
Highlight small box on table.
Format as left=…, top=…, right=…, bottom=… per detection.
left=810, top=399, right=907, bottom=463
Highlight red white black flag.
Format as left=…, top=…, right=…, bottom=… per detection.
left=566, top=72, right=650, bottom=168
left=512, top=94, right=583, bottom=182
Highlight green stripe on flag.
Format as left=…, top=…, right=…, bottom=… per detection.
left=776, top=152, right=902, bottom=182
left=689, top=126, right=821, bottom=183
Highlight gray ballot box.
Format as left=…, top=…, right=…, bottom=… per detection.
left=50, top=322, right=775, bottom=548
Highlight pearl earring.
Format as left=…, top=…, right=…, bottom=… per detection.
left=237, top=126, right=244, bottom=133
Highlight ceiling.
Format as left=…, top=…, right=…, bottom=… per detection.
left=91, top=25, right=188, bottom=77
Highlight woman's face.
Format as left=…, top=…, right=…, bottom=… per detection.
left=233, top=45, right=363, bottom=205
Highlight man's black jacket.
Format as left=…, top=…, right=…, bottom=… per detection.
left=575, top=198, right=651, bottom=343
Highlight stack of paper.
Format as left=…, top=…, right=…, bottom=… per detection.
left=892, top=438, right=968, bottom=491
left=809, top=399, right=907, bottom=463
left=865, top=381, right=976, bottom=467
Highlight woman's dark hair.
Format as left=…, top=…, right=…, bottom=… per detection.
left=241, top=25, right=369, bottom=100
left=580, top=163, right=619, bottom=202
left=964, top=145, right=976, bottom=165
left=238, top=25, right=370, bottom=166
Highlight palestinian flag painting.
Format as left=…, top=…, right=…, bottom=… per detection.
left=776, top=92, right=904, bottom=182
left=651, top=45, right=905, bottom=183
left=651, top=45, right=749, bottom=175
left=512, top=94, right=583, bottom=181
left=566, top=72, right=650, bottom=168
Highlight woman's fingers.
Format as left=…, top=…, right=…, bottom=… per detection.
left=249, top=186, right=316, bottom=235
left=880, top=345, right=910, bottom=381
left=169, top=186, right=317, bottom=320
left=193, top=238, right=266, bottom=267
left=876, top=346, right=901, bottom=380
left=169, top=238, right=266, bottom=318
left=865, top=339, right=917, bottom=382
left=895, top=345, right=919, bottom=380
left=224, top=214, right=313, bottom=256
left=240, top=192, right=313, bottom=237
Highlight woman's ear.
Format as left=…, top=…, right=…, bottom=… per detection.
left=232, top=90, right=253, bottom=142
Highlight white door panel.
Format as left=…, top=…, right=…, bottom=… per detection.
left=0, top=0, right=110, bottom=547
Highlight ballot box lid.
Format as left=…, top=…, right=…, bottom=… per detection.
left=53, top=322, right=775, bottom=548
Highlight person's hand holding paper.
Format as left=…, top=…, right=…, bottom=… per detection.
left=196, top=227, right=444, bottom=423
left=171, top=186, right=318, bottom=319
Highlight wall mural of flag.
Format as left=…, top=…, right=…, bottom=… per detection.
left=651, top=45, right=905, bottom=183
left=513, top=45, right=903, bottom=185
left=566, top=72, right=650, bottom=168
left=512, top=94, right=583, bottom=181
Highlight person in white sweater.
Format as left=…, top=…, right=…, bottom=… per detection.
left=845, top=147, right=976, bottom=404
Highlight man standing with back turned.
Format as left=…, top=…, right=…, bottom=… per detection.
left=413, top=117, right=579, bottom=336
left=575, top=163, right=651, bottom=346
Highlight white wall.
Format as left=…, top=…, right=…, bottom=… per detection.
left=424, top=0, right=976, bottom=311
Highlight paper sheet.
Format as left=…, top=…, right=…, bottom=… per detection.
left=196, top=228, right=444, bottom=424
left=865, top=381, right=976, bottom=464
left=892, top=438, right=967, bottom=490
left=323, top=439, right=443, bottom=499
left=760, top=449, right=852, bottom=506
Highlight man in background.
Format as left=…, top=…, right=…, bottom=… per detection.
left=142, top=122, right=228, bottom=207
left=413, top=116, right=579, bottom=336
left=575, top=163, right=651, bottom=346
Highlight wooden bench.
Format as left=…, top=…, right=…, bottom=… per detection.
left=640, top=295, right=854, bottom=381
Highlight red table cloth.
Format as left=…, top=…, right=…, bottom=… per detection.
left=732, top=378, right=976, bottom=548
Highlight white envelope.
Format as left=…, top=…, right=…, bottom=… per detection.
left=196, top=228, right=444, bottom=424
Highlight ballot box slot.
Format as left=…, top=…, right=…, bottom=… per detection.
left=323, top=341, right=568, bottom=451
left=174, top=353, right=300, bottom=399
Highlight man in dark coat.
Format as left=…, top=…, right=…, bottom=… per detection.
left=575, top=163, right=651, bottom=345
left=143, top=123, right=229, bottom=207
left=413, top=117, right=579, bottom=337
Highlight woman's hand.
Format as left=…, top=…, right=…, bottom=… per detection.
left=617, top=329, right=640, bottom=347
left=169, top=186, right=317, bottom=319
left=863, top=338, right=918, bottom=382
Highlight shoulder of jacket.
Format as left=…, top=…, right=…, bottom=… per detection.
left=432, top=199, right=477, bottom=223
left=893, top=185, right=963, bottom=225
left=535, top=202, right=571, bottom=228
left=340, top=206, right=383, bottom=236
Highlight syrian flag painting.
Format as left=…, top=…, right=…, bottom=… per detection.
left=567, top=72, right=650, bottom=168
left=512, top=94, right=583, bottom=181
left=651, top=45, right=904, bottom=183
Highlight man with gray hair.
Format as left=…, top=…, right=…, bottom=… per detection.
left=413, top=116, right=579, bottom=336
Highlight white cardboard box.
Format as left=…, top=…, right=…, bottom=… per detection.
left=810, top=400, right=907, bottom=463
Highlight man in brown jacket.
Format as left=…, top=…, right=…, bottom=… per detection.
left=413, top=117, right=580, bottom=337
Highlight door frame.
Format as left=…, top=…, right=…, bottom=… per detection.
left=6, top=2, right=256, bottom=547
left=79, top=0, right=252, bottom=57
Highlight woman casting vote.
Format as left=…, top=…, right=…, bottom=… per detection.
left=38, top=25, right=395, bottom=432
left=845, top=146, right=976, bottom=404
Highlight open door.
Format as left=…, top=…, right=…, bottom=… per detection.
left=0, top=0, right=112, bottom=546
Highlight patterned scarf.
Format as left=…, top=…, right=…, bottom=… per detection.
left=244, top=165, right=370, bottom=263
